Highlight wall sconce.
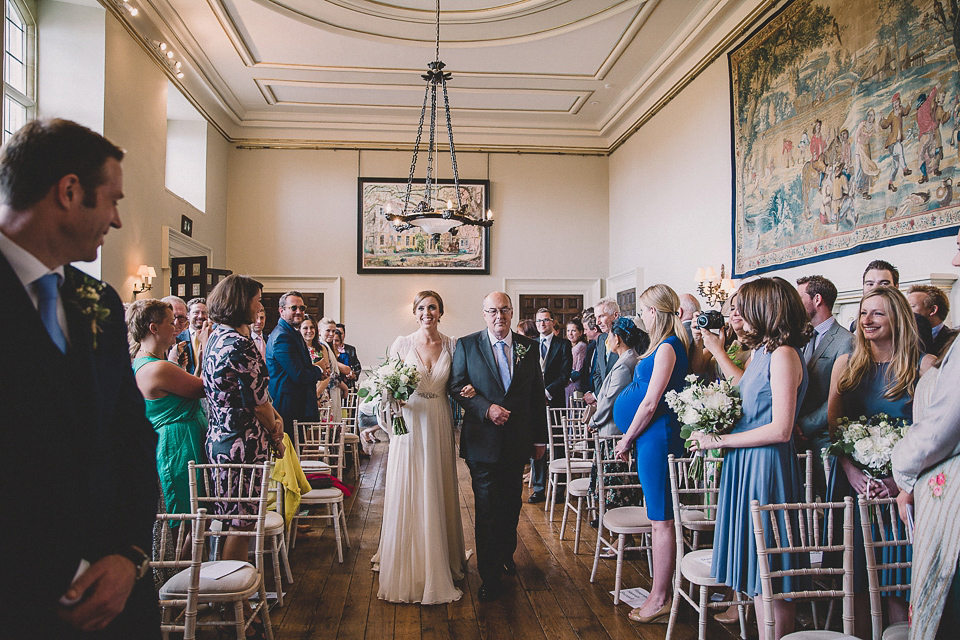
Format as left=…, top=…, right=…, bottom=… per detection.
left=134, top=264, right=157, bottom=298
left=695, top=264, right=735, bottom=308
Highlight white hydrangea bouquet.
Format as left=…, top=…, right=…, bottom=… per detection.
left=825, top=413, right=909, bottom=479
left=357, top=356, right=421, bottom=436
left=665, top=375, right=742, bottom=481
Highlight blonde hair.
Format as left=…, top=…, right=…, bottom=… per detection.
left=125, top=299, right=172, bottom=359
left=637, top=284, right=689, bottom=358
left=838, top=286, right=920, bottom=400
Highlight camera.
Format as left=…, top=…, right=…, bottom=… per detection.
left=696, top=310, right=725, bottom=330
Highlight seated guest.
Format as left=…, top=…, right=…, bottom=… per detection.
left=827, top=285, right=935, bottom=638
left=564, top=318, right=588, bottom=405
left=128, top=299, right=208, bottom=521
left=517, top=318, right=538, bottom=338
left=908, top=284, right=958, bottom=357
left=855, top=259, right=935, bottom=353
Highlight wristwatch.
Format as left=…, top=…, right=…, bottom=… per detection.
left=117, top=545, right=151, bottom=581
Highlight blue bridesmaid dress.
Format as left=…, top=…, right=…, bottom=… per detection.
left=711, top=346, right=809, bottom=597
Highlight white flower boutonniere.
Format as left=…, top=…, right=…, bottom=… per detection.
left=66, top=270, right=110, bottom=349
left=514, top=341, right=530, bottom=367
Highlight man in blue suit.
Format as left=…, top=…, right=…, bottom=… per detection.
left=0, top=119, right=159, bottom=638
left=266, top=291, right=326, bottom=440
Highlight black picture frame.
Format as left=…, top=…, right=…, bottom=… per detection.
left=180, top=214, right=193, bottom=237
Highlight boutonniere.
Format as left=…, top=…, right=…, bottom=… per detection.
left=514, top=341, right=530, bottom=366
left=65, top=270, right=110, bottom=349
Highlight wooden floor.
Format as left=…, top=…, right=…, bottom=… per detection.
left=244, top=440, right=751, bottom=640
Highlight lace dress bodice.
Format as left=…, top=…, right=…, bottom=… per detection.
left=389, top=334, right=457, bottom=399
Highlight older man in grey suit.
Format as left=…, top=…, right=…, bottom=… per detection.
left=584, top=298, right=620, bottom=406
left=796, top=275, right=853, bottom=499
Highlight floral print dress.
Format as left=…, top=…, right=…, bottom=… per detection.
left=202, top=324, right=272, bottom=517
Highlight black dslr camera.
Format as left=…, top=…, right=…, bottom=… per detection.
left=696, top=310, right=725, bottom=330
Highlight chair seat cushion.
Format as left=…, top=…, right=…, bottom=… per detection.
left=680, top=509, right=716, bottom=531
left=782, top=633, right=858, bottom=639
left=549, top=458, right=593, bottom=473
left=567, top=477, right=591, bottom=496
left=343, top=433, right=360, bottom=443
left=680, top=549, right=721, bottom=585
left=159, top=562, right=259, bottom=598
left=301, top=487, right=343, bottom=501
left=602, top=506, right=651, bottom=533
left=265, top=510, right=285, bottom=534
left=300, top=460, right=332, bottom=473
left=882, top=623, right=908, bottom=640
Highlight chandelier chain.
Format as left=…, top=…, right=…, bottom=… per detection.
left=442, top=76, right=462, bottom=208
left=435, top=0, right=441, bottom=62
left=403, top=83, right=431, bottom=214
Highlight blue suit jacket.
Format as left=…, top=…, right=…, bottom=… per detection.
left=266, top=318, right=323, bottom=432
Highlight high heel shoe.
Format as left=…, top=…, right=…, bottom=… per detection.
left=627, top=598, right=672, bottom=623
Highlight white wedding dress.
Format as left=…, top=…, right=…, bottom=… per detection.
left=375, top=333, right=466, bottom=604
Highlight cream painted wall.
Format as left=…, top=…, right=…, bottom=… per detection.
left=100, top=13, right=228, bottom=299
left=609, top=58, right=960, bottom=313
left=226, top=149, right=608, bottom=366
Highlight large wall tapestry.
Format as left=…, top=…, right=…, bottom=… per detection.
left=358, top=178, right=490, bottom=274
left=730, top=0, right=960, bottom=277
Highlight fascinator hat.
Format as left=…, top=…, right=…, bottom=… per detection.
left=611, top=316, right=644, bottom=348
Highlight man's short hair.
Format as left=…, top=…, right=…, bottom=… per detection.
left=678, top=294, right=701, bottom=318
left=582, top=311, right=597, bottom=330
left=535, top=307, right=553, bottom=319
left=596, top=297, right=620, bottom=315
left=186, top=297, right=206, bottom=310
left=162, top=295, right=186, bottom=307
left=909, top=284, right=950, bottom=319
left=279, top=291, right=304, bottom=308
left=863, top=260, right=900, bottom=287
left=796, top=275, right=839, bottom=310
left=0, top=119, right=124, bottom=210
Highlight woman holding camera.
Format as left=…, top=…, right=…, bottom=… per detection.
left=690, top=292, right=751, bottom=382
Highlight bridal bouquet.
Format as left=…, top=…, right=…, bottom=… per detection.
left=665, top=375, right=742, bottom=481
left=357, top=356, right=420, bottom=436
left=825, top=413, right=909, bottom=479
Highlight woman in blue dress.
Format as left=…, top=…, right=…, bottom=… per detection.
left=689, top=277, right=810, bottom=639
left=826, top=285, right=934, bottom=638
left=612, top=284, right=690, bottom=623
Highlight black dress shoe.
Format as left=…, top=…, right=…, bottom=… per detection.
left=503, top=559, right=517, bottom=576
left=478, top=583, right=503, bottom=602
left=528, top=490, right=546, bottom=504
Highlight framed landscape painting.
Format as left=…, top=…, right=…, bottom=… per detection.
left=357, top=178, right=490, bottom=274
left=730, top=0, right=960, bottom=277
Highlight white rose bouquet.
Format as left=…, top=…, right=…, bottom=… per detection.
left=665, top=375, right=742, bottom=481
left=825, top=413, right=909, bottom=480
left=357, top=356, right=421, bottom=436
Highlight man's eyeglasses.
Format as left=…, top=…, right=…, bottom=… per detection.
left=484, top=307, right=513, bottom=316
left=285, top=305, right=307, bottom=312
left=535, top=318, right=553, bottom=324
left=174, top=315, right=188, bottom=322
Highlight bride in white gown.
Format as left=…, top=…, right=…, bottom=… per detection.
left=375, top=290, right=467, bottom=604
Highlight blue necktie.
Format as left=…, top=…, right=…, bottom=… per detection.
left=494, top=340, right=512, bottom=390
left=35, top=273, right=67, bottom=353
left=540, top=337, right=547, bottom=359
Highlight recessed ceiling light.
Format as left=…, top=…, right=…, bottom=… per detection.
left=604, top=83, right=612, bottom=89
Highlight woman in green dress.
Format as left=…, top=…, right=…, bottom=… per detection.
left=127, top=299, right=208, bottom=516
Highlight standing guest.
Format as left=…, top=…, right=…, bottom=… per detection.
left=319, top=317, right=352, bottom=418
left=162, top=295, right=190, bottom=368
left=612, top=284, right=690, bottom=624
left=690, top=292, right=751, bottom=383
left=564, top=318, right=588, bottom=405
left=336, top=322, right=363, bottom=378
left=529, top=308, right=572, bottom=504
left=128, top=299, right=207, bottom=519
left=266, top=291, right=325, bottom=440
left=178, top=297, right=208, bottom=374
left=854, top=259, right=935, bottom=353
left=202, top=275, right=284, bottom=635
left=689, top=277, right=811, bottom=639
left=250, top=308, right=267, bottom=360
left=908, top=284, right=958, bottom=356
left=826, top=285, right=934, bottom=638
left=333, top=328, right=355, bottom=389
left=678, top=293, right=701, bottom=347
left=298, top=315, right=332, bottom=409
left=580, top=310, right=600, bottom=394
left=893, top=228, right=960, bottom=640
left=795, top=275, right=853, bottom=500
left=0, top=118, right=159, bottom=638
left=585, top=298, right=620, bottom=405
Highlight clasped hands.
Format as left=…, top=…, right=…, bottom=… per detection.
left=839, top=455, right=898, bottom=498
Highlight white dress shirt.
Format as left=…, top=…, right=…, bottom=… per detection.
left=0, top=230, right=69, bottom=341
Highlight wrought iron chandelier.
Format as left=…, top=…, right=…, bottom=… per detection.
left=386, top=0, right=493, bottom=235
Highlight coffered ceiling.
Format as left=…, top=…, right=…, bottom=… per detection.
left=106, top=0, right=773, bottom=152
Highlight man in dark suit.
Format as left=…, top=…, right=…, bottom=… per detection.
left=908, top=284, right=958, bottom=357
left=0, top=119, right=159, bottom=638
left=266, top=290, right=326, bottom=440
left=449, top=291, right=548, bottom=602
left=796, top=275, right=854, bottom=500
left=175, top=296, right=207, bottom=374
left=579, top=309, right=599, bottom=394
left=529, top=307, right=572, bottom=503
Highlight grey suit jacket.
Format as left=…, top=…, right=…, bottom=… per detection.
left=797, top=320, right=854, bottom=442
left=589, top=349, right=639, bottom=436
left=590, top=332, right=619, bottom=393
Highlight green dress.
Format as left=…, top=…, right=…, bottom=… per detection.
left=134, top=356, right=207, bottom=516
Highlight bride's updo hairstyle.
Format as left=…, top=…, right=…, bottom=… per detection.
left=412, top=290, right=444, bottom=317
left=736, top=277, right=812, bottom=353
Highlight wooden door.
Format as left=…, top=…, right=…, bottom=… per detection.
left=617, top=288, right=637, bottom=318
left=518, top=294, right=583, bottom=327
left=261, top=292, right=324, bottom=336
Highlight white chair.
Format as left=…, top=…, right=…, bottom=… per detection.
left=153, top=509, right=207, bottom=640
left=589, top=433, right=652, bottom=604
left=558, top=415, right=595, bottom=553
left=293, top=414, right=337, bottom=480
left=545, top=406, right=590, bottom=521
left=264, top=460, right=294, bottom=607
left=340, top=391, right=361, bottom=473
left=751, top=497, right=857, bottom=640
left=665, top=454, right=749, bottom=640
left=290, top=421, right=350, bottom=561
left=179, top=461, right=275, bottom=640
left=859, top=495, right=911, bottom=640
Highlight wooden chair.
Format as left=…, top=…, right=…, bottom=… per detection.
left=290, top=421, right=350, bottom=560
left=153, top=510, right=207, bottom=640
left=180, top=461, right=275, bottom=640
left=665, top=454, right=749, bottom=640
left=545, top=406, right=590, bottom=521
left=589, top=433, right=652, bottom=604
left=859, top=495, right=911, bottom=640
left=751, top=497, right=857, bottom=640
left=558, top=414, right=596, bottom=553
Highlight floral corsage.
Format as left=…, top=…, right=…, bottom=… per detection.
left=65, top=270, right=110, bottom=349
left=514, top=341, right=530, bottom=366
